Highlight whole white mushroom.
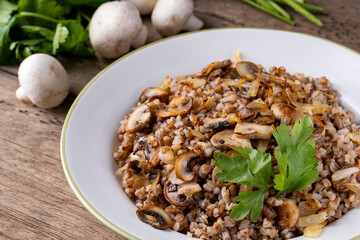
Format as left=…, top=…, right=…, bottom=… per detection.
left=151, top=0, right=203, bottom=37
left=125, top=0, right=158, bottom=15
left=89, top=1, right=147, bottom=59
left=16, top=53, right=69, bottom=109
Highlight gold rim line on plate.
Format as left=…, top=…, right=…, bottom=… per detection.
left=60, top=27, right=360, bottom=240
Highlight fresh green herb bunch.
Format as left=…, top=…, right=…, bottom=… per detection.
left=0, top=0, right=108, bottom=64
left=214, top=116, right=319, bottom=221
left=242, top=0, right=324, bottom=26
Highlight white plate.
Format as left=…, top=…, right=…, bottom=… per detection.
left=61, top=28, right=360, bottom=240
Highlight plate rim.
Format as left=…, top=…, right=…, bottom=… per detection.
left=60, top=27, right=360, bottom=240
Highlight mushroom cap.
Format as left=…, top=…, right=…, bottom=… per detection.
left=151, top=0, right=193, bottom=37
left=18, top=53, right=69, bottom=109
left=89, top=1, right=142, bottom=59
left=126, top=0, right=158, bottom=15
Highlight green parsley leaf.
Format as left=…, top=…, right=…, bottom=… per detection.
left=214, top=149, right=273, bottom=188
left=213, top=116, right=320, bottom=221
left=0, top=17, right=16, bottom=64
left=18, top=0, right=70, bottom=19
left=10, top=38, right=47, bottom=61
left=57, top=20, right=93, bottom=56
left=273, top=144, right=319, bottom=195
left=231, top=188, right=268, bottom=221
left=272, top=115, right=314, bottom=152
left=62, top=0, right=108, bottom=7
left=52, top=23, right=68, bottom=54
left=273, top=116, right=319, bottom=196
left=0, top=0, right=17, bottom=24
left=22, top=25, right=55, bottom=40
left=214, top=148, right=273, bottom=221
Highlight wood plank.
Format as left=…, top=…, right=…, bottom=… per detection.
left=0, top=73, right=123, bottom=239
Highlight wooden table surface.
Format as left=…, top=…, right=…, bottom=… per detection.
left=1, top=0, right=359, bottom=239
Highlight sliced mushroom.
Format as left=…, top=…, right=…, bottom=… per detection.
left=234, top=123, right=273, bottom=139
left=130, top=135, right=161, bottom=171
left=344, top=183, right=360, bottom=193
left=246, top=102, right=271, bottom=115
left=136, top=206, right=173, bottom=229
left=175, top=152, right=201, bottom=181
left=124, top=165, right=160, bottom=190
left=298, top=101, right=330, bottom=115
left=236, top=61, right=259, bottom=80
left=177, top=182, right=202, bottom=196
left=159, top=76, right=173, bottom=90
left=271, top=103, right=302, bottom=124
left=192, top=96, right=215, bottom=113
left=210, top=129, right=252, bottom=149
left=238, top=107, right=256, bottom=121
left=303, top=222, right=326, bottom=238
left=348, top=133, right=360, bottom=145
left=248, top=79, right=260, bottom=97
left=157, top=95, right=192, bottom=117
left=305, top=195, right=322, bottom=210
left=139, top=87, right=169, bottom=103
left=298, top=212, right=328, bottom=227
left=331, top=167, right=359, bottom=182
left=164, top=170, right=202, bottom=206
left=311, top=115, right=325, bottom=138
left=179, top=78, right=206, bottom=88
left=189, top=129, right=207, bottom=140
left=299, top=201, right=316, bottom=217
left=197, top=59, right=232, bottom=76
left=256, top=139, right=270, bottom=152
left=277, top=198, right=299, bottom=229
left=298, top=194, right=322, bottom=217
left=158, top=146, right=175, bottom=165
left=253, top=116, right=274, bottom=125
left=222, top=78, right=246, bottom=87
left=239, top=102, right=274, bottom=124
left=125, top=104, right=151, bottom=133
left=203, top=118, right=235, bottom=132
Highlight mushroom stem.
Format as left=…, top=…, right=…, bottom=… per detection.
left=132, top=24, right=148, bottom=48
left=15, top=87, right=32, bottom=105
left=183, top=15, right=204, bottom=31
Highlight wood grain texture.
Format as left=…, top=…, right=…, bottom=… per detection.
left=0, top=1, right=359, bottom=239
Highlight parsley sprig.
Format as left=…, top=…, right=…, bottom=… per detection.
left=214, top=116, right=319, bottom=221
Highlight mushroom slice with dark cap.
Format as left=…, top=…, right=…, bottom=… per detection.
left=179, top=78, right=206, bottom=89
left=203, top=118, right=235, bottom=132
left=234, top=123, right=273, bottom=139
left=271, top=103, right=302, bottom=124
left=157, top=95, right=192, bottom=118
left=125, top=168, right=160, bottom=190
left=136, top=206, right=173, bottom=229
left=164, top=170, right=202, bottom=206
left=236, top=61, right=260, bottom=80
left=239, top=102, right=274, bottom=124
left=130, top=134, right=161, bottom=171
left=125, top=104, right=151, bottom=133
left=175, top=152, right=201, bottom=181
left=210, top=129, right=252, bottom=149
left=139, top=87, right=169, bottom=103
left=196, top=59, right=232, bottom=76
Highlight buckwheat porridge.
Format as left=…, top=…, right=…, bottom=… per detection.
left=113, top=51, right=360, bottom=239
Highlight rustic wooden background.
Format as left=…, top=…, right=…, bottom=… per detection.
left=1, top=0, right=359, bottom=239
